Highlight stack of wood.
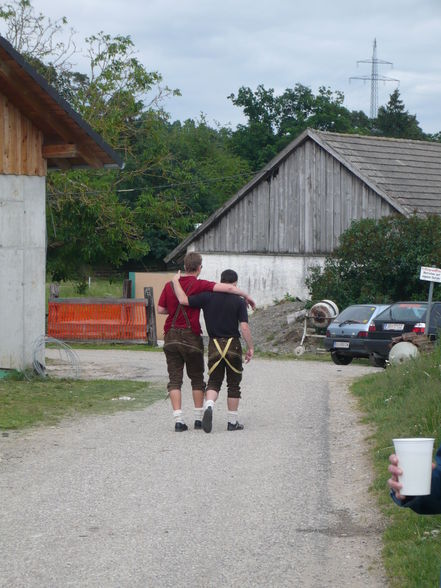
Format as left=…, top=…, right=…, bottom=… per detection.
left=390, top=332, right=435, bottom=353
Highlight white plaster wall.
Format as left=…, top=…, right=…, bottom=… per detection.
left=197, top=253, right=326, bottom=308
left=0, top=175, right=46, bottom=370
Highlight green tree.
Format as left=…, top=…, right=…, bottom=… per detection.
left=1, top=1, right=181, bottom=279
left=119, top=114, right=253, bottom=267
left=375, top=89, right=425, bottom=140
left=228, top=83, right=372, bottom=170
left=0, top=0, right=75, bottom=73
left=305, top=215, right=441, bottom=309
left=43, top=30, right=178, bottom=280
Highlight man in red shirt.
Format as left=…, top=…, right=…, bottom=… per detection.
left=158, top=251, right=255, bottom=432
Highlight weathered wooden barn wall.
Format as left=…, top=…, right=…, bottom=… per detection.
left=192, top=138, right=395, bottom=256
left=0, top=91, right=46, bottom=176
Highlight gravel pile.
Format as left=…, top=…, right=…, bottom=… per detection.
left=248, top=299, right=316, bottom=355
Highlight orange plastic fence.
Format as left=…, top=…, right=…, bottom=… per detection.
left=47, top=298, right=147, bottom=341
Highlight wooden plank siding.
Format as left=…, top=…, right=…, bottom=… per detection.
left=192, top=138, right=396, bottom=256
left=0, top=92, right=46, bottom=176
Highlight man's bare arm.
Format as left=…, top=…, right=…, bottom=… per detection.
left=172, top=271, right=256, bottom=309
left=213, top=282, right=256, bottom=309
left=157, top=305, right=168, bottom=315
left=240, top=322, right=254, bottom=363
left=172, top=274, right=189, bottom=305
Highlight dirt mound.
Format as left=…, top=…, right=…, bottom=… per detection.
left=249, top=300, right=322, bottom=355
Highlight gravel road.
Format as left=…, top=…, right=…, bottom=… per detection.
left=0, top=351, right=387, bottom=587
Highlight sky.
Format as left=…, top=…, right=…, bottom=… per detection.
left=3, top=0, right=441, bottom=133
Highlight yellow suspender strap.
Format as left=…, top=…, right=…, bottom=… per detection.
left=208, top=338, right=242, bottom=375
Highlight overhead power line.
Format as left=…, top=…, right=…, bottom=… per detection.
left=47, top=169, right=257, bottom=198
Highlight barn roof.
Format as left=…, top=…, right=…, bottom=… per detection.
left=0, top=35, right=123, bottom=170
left=165, top=128, right=441, bottom=263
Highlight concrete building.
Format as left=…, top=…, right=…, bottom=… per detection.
left=165, top=129, right=441, bottom=305
left=0, top=35, right=122, bottom=370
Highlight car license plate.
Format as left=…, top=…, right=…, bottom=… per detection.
left=384, top=323, right=405, bottom=331
left=334, top=341, right=350, bottom=349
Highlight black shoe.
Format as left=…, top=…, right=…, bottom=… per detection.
left=202, top=406, right=213, bottom=433
left=227, top=422, right=244, bottom=431
left=175, top=422, right=188, bottom=432
left=194, top=420, right=202, bottom=430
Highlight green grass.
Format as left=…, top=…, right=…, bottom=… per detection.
left=0, top=375, right=164, bottom=430
left=351, top=346, right=441, bottom=587
left=45, top=278, right=124, bottom=309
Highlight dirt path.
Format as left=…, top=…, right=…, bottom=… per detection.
left=0, top=352, right=386, bottom=587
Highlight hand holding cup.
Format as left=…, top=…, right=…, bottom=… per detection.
left=389, top=438, right=435, bottom=498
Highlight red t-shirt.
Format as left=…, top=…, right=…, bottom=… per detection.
left=158, top=276, right=216, bottom=335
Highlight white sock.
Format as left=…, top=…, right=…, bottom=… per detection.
left=173, top=409, right=184, bottom=424
left=228, top=411, right=238, bottom=424
left=194, top=408, right=203, bottom=421
left=204, top=399, right=215, bottom=411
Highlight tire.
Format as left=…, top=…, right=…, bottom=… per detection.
left=369, top=353, right=386, bottom=368
left=331, top=351, right=353, bottom=365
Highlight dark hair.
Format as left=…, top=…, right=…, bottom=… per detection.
left=220, top=269, right=238, bottom=284
left=184, top=252, right=202, bottom=272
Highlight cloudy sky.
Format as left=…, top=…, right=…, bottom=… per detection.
left=5, top=0, right=441, bottom=133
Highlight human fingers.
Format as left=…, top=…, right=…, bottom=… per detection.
left=388, top=464, right=402, bottom=478
left=387, top=476, right=406, bottom=499
left=389, top=454, right=399, bottom=466
left=246, top=297, right=256, bottom=310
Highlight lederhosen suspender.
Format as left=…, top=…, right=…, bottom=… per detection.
left=169, top=281, right=192, bottom=328
left=208, top=338, right=242, bottom=375
left=163, top=282, right=203, bottom=355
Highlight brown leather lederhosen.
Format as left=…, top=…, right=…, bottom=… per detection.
left=206, top=337, right=243, bottom=398
left=163, top=282, right=205, bottom=392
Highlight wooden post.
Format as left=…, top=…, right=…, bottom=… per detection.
left=49, top=283, right=60, bottom=299
left=122, top=279, right=132, bottom=298
left=144, top=287, right=157, bottom=346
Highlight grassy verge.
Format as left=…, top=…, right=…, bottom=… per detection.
left=0, top=374, right=164, bottom=430
left=46, top=278, right=123, bottom=299
left=45, top=278, right=124, bottom=312
left=351, top=347, right=441, bottom=587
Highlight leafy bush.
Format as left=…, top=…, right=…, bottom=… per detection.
left=306, top=215, right=441, bottom=308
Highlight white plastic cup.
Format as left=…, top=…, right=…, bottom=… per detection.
left=393, top=438, right=435, bottom=495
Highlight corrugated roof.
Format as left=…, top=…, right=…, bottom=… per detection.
left=165, top=129, right=441, bottom=263
left=0, top=35, right=123, bottom=170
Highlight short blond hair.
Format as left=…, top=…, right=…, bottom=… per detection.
left=184, top=252, right=202, bottom=273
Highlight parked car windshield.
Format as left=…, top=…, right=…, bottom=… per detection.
left=334, top=305, right=377, bottom=325
left=376, top=302, right=427, bottom=322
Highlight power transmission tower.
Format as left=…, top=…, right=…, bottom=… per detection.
left=350, top=39, right=399, bottom=119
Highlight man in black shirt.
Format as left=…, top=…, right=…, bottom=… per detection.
left=172, top=269, right=254, bottom=433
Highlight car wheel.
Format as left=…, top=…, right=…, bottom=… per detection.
left=369, top=353, right=386, bottom=368
left=331, top=351, right=353, bottom=365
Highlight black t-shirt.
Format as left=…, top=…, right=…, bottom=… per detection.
left=188, top=292, right=248, bottom=338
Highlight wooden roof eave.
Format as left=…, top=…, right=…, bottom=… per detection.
left=0, top=35, right=123, bottom=170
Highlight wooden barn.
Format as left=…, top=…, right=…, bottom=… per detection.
left=0, top=35, right=122, bottom=370
left=165, top=128, right=441, bottom=305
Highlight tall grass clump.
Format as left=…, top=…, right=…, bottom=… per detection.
left=352, top=345, right=441, bottom=588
